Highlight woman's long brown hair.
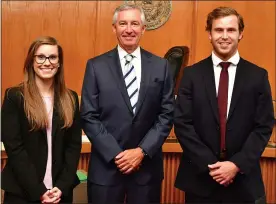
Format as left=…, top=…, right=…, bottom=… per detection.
left=22, top=36, right=75, bottom=131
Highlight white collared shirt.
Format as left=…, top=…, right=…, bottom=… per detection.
left=117, top=45, right=142, bottom=92
left=212, top=51, right=240, bottom=117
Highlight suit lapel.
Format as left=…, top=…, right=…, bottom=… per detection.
left=227, top=58, right=245, bottom=120
left=134, top=49, right=152, bottom=118
left=203, top=56, right=219, bottom=123
left=107, top=48, right=133, bottom=114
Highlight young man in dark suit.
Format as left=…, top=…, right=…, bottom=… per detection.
left=174, top=7, right=274, bottom=203
left=80, top=4, right=174, bottom=204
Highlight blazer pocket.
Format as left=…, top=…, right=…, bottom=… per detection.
left=153, top=78, right=164, bottom=84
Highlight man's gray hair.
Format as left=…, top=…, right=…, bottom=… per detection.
left=112, top=4, right=146, bottom=26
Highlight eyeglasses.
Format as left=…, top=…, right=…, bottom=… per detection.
left=34, top=55, right=59, bottom=64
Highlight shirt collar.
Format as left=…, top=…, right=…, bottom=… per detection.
left=211, top=51, right=240, bottom=67
left=117, top=45, right=141, bottom=61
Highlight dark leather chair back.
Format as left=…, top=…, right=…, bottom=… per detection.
left=164, top=46, right=189, bottom=89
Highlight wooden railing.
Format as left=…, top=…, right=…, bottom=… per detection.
left=2, top=142, right=275, bottom=203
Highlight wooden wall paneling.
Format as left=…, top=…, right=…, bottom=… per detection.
left=173, top=153, right=185, bottom=203
left=93, top=1, right=121, bottom=56
left=188, top=0, right=199, bottom=66
left=240, top=1, right=276, bottom=144
left=1, top=1, right=98, bottom=97
left=272, top=127, right=276, bottom=144
left=237, top=2, right=275, bottom=98
left=77, top=153, right=90, bottom=171
left=162, top=153, right=184, bottom=204
left=2, top=1, right=31, bottom=95
left=235, top=1, right=276, bottom=143
left=140, top=1, right=194, bottom=57
left=261, top=158, right=276, bottom=203
left=57, top=1, right=98, bottom=95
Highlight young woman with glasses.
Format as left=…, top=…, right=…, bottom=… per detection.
left=1, top=36, right=82, bottom=203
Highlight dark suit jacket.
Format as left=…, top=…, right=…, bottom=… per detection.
left=1, top=87, right=82, bottom=201
left=174, top=56, right=274, bottom=200
left=80, top=47, right=174, bottom=185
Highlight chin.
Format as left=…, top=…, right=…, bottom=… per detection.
left=123, top=44, right=136, bottom=50
left=123, top=41, right=135, bottom=46
left=217, top=48, right=231, bottom=55
left=41, top=75, right=55, bottom=80
left=219, top=51, right=231, bottom=56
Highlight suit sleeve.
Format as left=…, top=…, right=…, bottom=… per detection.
left=230, top=71, right=274, bottom=175
left=174, top=67, right=218, bottom=174
left=1, top=88, right=48, bottom=201
left=55, top=91, right=82, bottom=196
left=138, top=60, right=174, bottom=158
left=80, top=60, right=123, bottom=163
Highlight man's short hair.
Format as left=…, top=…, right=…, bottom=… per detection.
left=112, top=4, right=146, bottom=26
left=206, top=7, right=244, bottom=33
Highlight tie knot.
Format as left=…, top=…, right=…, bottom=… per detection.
left=125, top=54, right=134, bottom=65
left=219, top=62, right=231, bottom=71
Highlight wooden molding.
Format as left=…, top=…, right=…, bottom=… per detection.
left=2, top=142, right=275, bottom=159
left=79, top=142, right=276, bottom=158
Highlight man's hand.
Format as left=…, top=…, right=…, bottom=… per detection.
left=115, top=147, right=144, bottom=174
left=208, top=161, right=239, bottom=186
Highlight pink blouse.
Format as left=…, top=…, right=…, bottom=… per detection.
left=42, top=96, right=53, bottom=189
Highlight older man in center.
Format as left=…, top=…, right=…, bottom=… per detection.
left=80, top=4, right=174, bottom=204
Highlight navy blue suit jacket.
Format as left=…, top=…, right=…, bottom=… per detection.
left=80, top=48, right=174, bottom=185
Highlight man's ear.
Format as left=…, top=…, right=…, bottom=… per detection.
left=112, top=24, right=116, bottom=33
left=238, top=31, right=243, bottom=41
left=208, top=31, right=212, bottom=40
left=141, top=25, right=146, bottom=35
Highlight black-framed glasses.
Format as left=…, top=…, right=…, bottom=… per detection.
left=34, top=55, right=59, bottom=64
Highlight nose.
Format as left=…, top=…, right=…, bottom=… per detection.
left=44, top=58, right=51, bottom=65
left=222, top=30, right=228, bottom=39
left=125, top=24, right=132, bottom=33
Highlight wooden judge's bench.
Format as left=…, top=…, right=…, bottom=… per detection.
left=1, top=130, right=276, bottom=203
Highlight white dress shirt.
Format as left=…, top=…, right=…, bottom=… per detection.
left=212, top=51, right=240, bottom=117
left=117, top=45, right=142, bottom=93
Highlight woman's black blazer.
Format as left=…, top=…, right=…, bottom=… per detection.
left=1, top=87, right=82, bottom=201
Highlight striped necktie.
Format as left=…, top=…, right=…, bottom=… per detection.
left=124, top=54, right=138, bottom=113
